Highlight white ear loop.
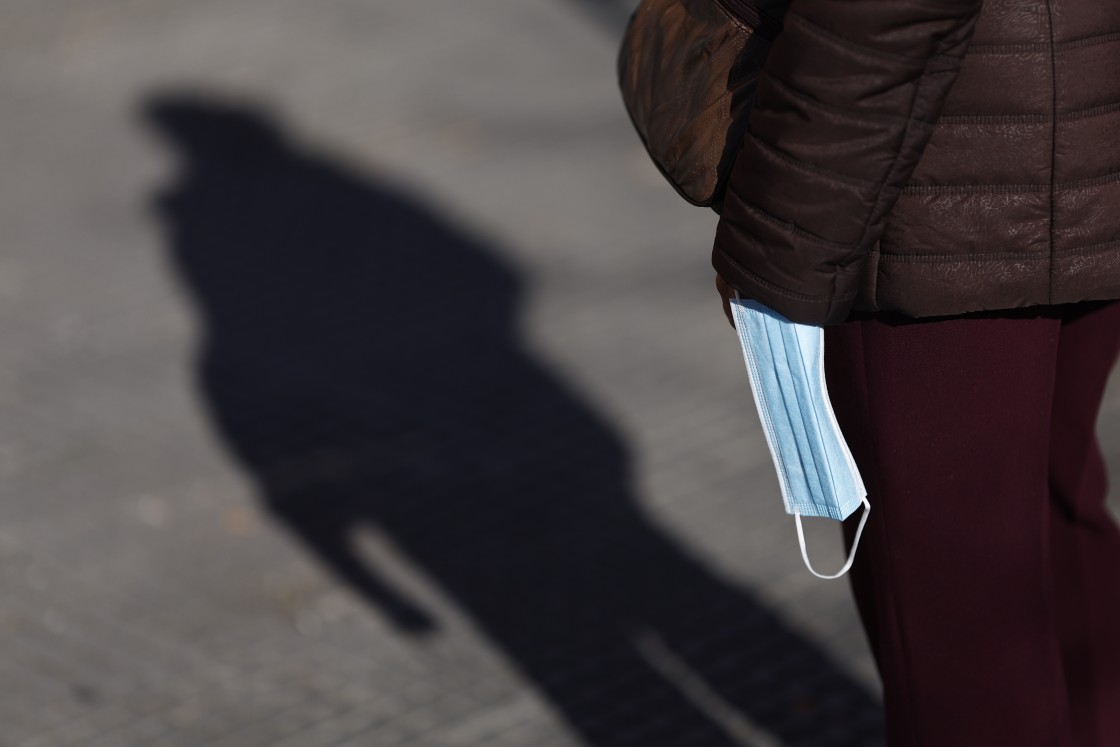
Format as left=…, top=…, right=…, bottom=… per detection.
left=794, top=496, right=871, bottom=580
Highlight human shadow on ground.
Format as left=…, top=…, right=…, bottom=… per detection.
left=143, top=93, right=884, bottom=747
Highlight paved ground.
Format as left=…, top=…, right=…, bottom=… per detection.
left=2, top=2, right=1120, bottom=746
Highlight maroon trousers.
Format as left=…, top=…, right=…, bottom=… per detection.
left=823, top=298, right=1120, bottom=747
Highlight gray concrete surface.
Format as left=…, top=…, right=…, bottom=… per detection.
left=1, top=2, right=1119, bottom=746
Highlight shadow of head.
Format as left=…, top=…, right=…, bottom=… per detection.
left=141, top=93, right=521, bottom=342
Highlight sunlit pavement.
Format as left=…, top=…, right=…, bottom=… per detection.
left=2, top=2, right=1118, bottom=746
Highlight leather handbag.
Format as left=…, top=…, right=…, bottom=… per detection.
left=617, top=0, right=785, bottom=209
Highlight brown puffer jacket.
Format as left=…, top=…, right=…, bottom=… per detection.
left=712, top=0, right=1120, bottom=325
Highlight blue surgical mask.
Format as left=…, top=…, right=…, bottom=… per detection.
left=728, top=291, right=870, bottom=580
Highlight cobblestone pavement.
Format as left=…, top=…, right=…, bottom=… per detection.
left=2, top=2, right=1120, bottom=746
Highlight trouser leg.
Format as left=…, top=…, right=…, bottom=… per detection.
left=1047, top=299, right=1120, bottom=747
left=822, top=308, right=1074, bottom=747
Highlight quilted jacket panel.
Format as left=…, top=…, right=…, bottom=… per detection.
left=712, top=0, right=1120, bottom=324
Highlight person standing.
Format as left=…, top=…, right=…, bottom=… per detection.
left=712, top=0, right=1120, bottom=744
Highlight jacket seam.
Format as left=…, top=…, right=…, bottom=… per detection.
left=766, top=75, right=933, bottom=127
left=877, top=250, right=1049, bottom=264
left=936, top=113, right=1048, bottom=124
left=902, top=183, right=1046, bottom=194
left=1057, top=29, right=1120, bottom=51
left=1053, top=235, right=1120, bottom=256
left=876, top=236, right=1120, bottom=263
left=1058, top=168, right=1120, bottom=191
left=893, top=0, right=984, bottom=9
left=748, top=127, right=898, bottom=194
left=935, top=96, right=1120, bottom=124
left=1059, top=98, right=1120, bottom=122
left=728, top=199, right=858, bottom=251
left=968, top=29, right=1120, bottom=55
left=716, top=247, right=857, bottom=302
left=899, top=167, right=1120, bottom=194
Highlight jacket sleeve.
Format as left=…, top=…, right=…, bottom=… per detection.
left=712, top=0, right=984, bottom=325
